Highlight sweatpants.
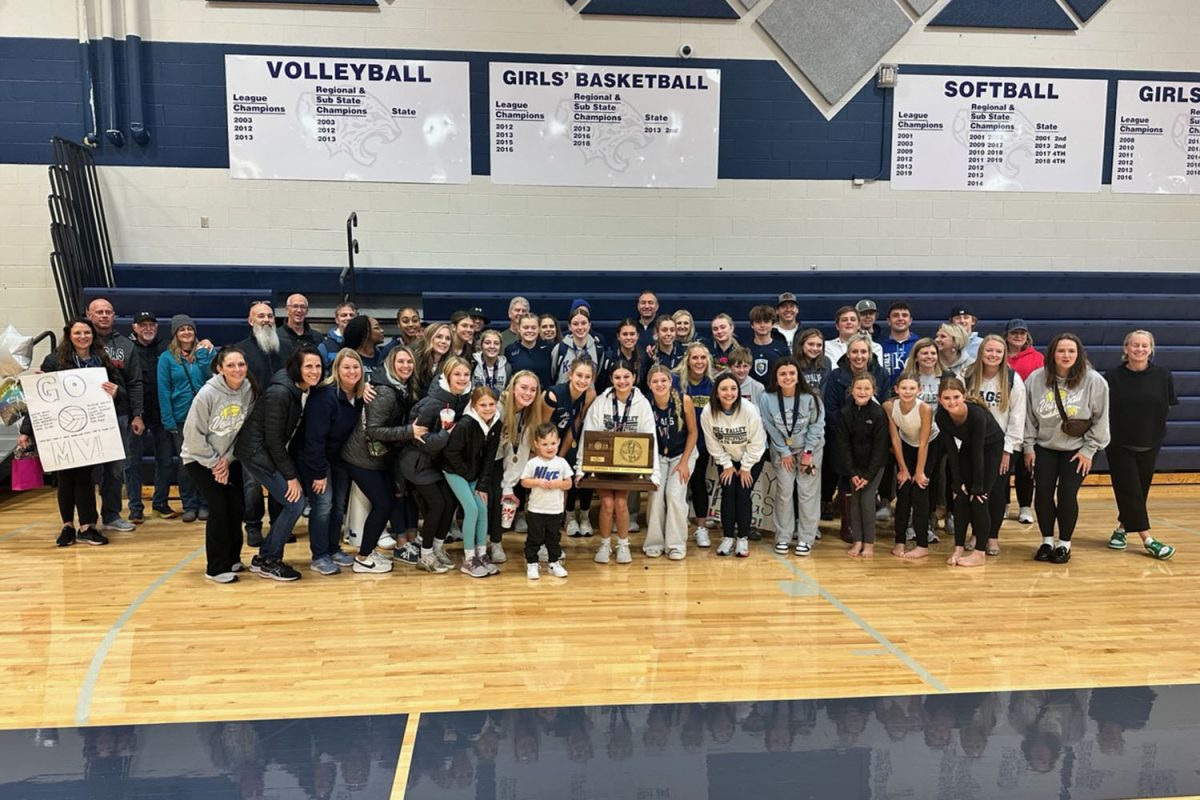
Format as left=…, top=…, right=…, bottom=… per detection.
left=346, top=464, right=405, bottom=557
left=525, top=511, right=564, bottom=564
left=412, top=479, right=455, bottom=548
left=1107, top=445, right=1159, bottom=534
left=773, top=444, right=823, bottom=546
left=185, top=461, right=245, bottom=577
left=444, top=472, right=488, bottom=550
left=950, top=441, right=1004, bottom=550
left=893, top=438, right=941, bottom=547
left=56, top=465, right=98, bottom=527
left=719, top=460, right=764, bottom=540
left=1033, top=445, right=1086, bottom=542
left=645, top=451, right=697, bottom=554
left=688, top=450, right=710, bottom=519
left=848, top=469, right=884, bottom=543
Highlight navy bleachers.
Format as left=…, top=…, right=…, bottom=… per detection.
left=94, top=264, right=1200, bottom=471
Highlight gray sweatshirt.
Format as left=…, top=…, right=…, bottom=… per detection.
left=1022, top=367, right=1110, bottom=458
left=180, top=374, right=256, bottom=468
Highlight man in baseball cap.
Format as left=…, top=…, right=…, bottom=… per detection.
left=949, top=304, right=982, bottom=360
left=775, top=292, right=800, bottom=346
left=855, top=299, right=881, bottom=340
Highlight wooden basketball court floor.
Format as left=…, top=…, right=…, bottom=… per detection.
left=2, top=482, right=1199, bottom=797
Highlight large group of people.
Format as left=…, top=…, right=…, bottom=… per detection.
left=17, top=289, right=1178, bottom=583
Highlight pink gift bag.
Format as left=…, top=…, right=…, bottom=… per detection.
left=10, top=453, right=44, bottom=491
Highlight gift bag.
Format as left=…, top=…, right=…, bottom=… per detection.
left=11, top=450, right=44, bottom=491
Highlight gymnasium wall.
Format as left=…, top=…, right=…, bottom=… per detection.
left=2, top=0, right=1199, bottom=336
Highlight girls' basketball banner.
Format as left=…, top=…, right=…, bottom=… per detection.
left=19, top=368, right=124, bottom=472
left=489, top=62, right=721, bottom=188
left=1111, top=81, right=1200, bottom=194
left=225, top=55, right=472, bottom=184
left=890, top=74, right=1108, bottom=193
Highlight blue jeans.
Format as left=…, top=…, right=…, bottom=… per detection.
left=99, top=415, right=131, bottom=523
left=126, top=422, right=175, bottom=515
left=240, top=463, right=305, bottom=561
left=170, top=430, right=205, bottom=513
left=305, top=463, right=350, bottom=560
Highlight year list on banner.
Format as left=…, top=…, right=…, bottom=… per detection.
left=225, top=55, right=471, bottom=184
left=490, top=62, right=721, bottom=189
left=891, top=74, right=1108, bottom=193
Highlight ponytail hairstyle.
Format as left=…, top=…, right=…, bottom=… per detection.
left=963, top=334, right=1011, bottom=412
left=646, top=364, right=685, bottom=432
left=938, top=376, right=988, bottom=410
left=212, top=345, right=261, bottom=398
left=672, top=309, right=697, bottom=344
left=900, top=338, right=939, bottom=384
left=1120, top=329, right=1156, bottom=362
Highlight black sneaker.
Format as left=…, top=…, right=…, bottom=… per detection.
left=56, top=526, right=76, bottom=547
left=249, top=555, right=266, bottom=574
left=1033, top=543, right=1053, bottom=561
left=748, top=529, right=762, bottom=541
left=820, top=502, right=835, bottom=521
left=257, top=559, right=301, bottom=582
left=77, top=528, right=109, bottom=546
left=286, top=534, right=297, bottom=544
left=1049, top=546, right=1071, bottom=564
left=246, top=529, right=263, bottom=548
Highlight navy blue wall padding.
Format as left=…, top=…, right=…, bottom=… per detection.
left=929, top=0, right=1077, bottom=30
left=581, top=0, right=738, bottom=19
left=1064, top=0, right=1109, bottom=22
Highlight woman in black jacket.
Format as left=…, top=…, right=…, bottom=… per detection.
left=834, top=373, right=889, bottom=558
left=342, top=346, right=428, bottom=571
left=20, top=318, right=126, bottom=547
left=1104, top=330, right=1177, bottom=560
left=440, top=386, right=502, bottom=578
left=936, top=377, right=1004, bottom=567
left=234, top=344, right=323, bottom=582
left=400, top=356, right=473, bottom=573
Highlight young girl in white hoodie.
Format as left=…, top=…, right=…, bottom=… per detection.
left=702, top=372, right=767, bottom=558
left=575, top=359, right=660, bottom=565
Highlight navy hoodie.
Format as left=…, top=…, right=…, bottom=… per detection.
left=297, top=384, right=362, bottom=482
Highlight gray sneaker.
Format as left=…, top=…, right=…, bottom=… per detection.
left=432, top=541, right=455, bottom=567
left=310, top=557, right=340, bottom=576
left=594, top=540, right=612, bottom=564
left=102, top=518, right=135, bottom=532
left=181, top=510, right=199, bottom=523
left=488, top=541, right=507, bottom=563
left=479, top=552, right=501, bottom=575
left=417, top=551, right=451, bottom=574
left=461, top=556, right=489, bottom=578
left=329, top=550, right=355, bottom=567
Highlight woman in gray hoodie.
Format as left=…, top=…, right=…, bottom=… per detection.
left=181, top=347, right=257, bottom=583
left=1023, top=333, right=1111, bottom=564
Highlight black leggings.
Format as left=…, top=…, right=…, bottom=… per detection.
left=1107, top=445, right=1159, bottom=534
left=346, top=464, right=404, bottom=556
left=951, top=442, right=1004, bottom=550
left=719, top=460, right=764, bottom=539
left=186, top=461, right=245, bottom=577
left=893, top=438, right=941, bottom=547
left=1007, top=454, right=1034, bottom=508
left=1033, top=446, right=1086, bottom=542
left=412, top=479, right=455, bottom=548
left=483, top=461, right=503, bottom=544
left=689, top=450, right=710, bottom=519
left=987, top=455, right=1014, bottom=539
left=56, top=466, right=98, bottom=527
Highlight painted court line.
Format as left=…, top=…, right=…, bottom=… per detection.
left=390, top=711, right=421, bottom=800
left=771, top=552, right=948, bottom=693
left=0, top=524, right=36, bottom=543
left=74, top=545, right=205, bottom=725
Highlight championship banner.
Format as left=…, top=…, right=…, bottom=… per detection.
left=1111, top=81, right=1200, bottom=194
left=891, top=74, right=1108, bottom=192
left=225, top=55, right=472, bottom=183
left=489, top=62, right=721, bottom=188
left=20, top=368, right=124, bottom=472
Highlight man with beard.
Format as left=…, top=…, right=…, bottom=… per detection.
left=278, top=293, right=322, bottom=351
left=86, top=297, right=144, bottom=533
left=128, top=311, right=177, bottom=523
left=236, top=302, right=295, bottom=545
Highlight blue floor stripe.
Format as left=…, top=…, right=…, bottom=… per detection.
left=0, top=524, right=35, bottom=543
left=772, top=552, right=949, bottom=693
left=74, top=545, right=204, bottom=724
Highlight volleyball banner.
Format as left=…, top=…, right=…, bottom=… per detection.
left=891, top=74, right=1108, bottom=192
left=489, top=62, right=721, bottom=188
left=225, top=55, right=472, bottom=184
left=20, top=368, right=124, bottom=472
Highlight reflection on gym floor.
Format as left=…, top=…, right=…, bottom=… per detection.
left=408, top=685, right=1197, bottom=800
left=0, top=714, right=407, bottom=799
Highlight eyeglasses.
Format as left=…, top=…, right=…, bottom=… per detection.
left=286, top=303, right=308, bottom=310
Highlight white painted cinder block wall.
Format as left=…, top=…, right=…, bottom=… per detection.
left=2, top=0, right=1198, bottom=336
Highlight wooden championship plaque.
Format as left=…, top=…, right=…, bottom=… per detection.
left=578, top=430, right=657, bottom=491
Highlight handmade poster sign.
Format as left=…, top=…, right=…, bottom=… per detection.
left=19, top=368, right=124, bottom=471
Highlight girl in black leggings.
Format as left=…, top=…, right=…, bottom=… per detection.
left=936, top=378, right=1004, bottom=568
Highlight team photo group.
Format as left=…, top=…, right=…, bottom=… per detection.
left=20, top=288, right=1177, bottom=584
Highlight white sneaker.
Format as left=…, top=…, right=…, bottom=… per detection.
left=538, top=544, right=549, bottom=562
left=795, top=541, right=812, bottom=556
left=644, top=546, right=663, bottom=558
left=735, top=538, right=750, bottom=558
left=667, top=548, right=686, bottom=561
left=1018, top=506, right=1034, bottom=524
left=488, top=541, right=507, bottom=563
left=695, top=527, right=711, bottom=548
left=615, top=540, right=632, bottom=564
left=432, top=541, right=455, bottom=567
left=628, top=520, right=640, bottom=533
left=548, top=561, right=568, bottom=578
left=578, top=516, right=594, bottom=537
left=705, top=518, right=717, bottom=529
left=905, top=527, right=916, bottom=541
left=716, top=537, right=734, bottom=556
left=515, top=514, right=528, bottom=533
left=526, top=563, right=540, bottom=580
left=1003, top=503, right=1012, bottom=521
left=377, top=532, right=397, bottom=550
left=566, top=516, right=581, bottom=537
left=353, top=555, right=393, bottom=574
left=875, top=505, right=893, bottom=521
left=594, top=540, right=612, bottom=564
